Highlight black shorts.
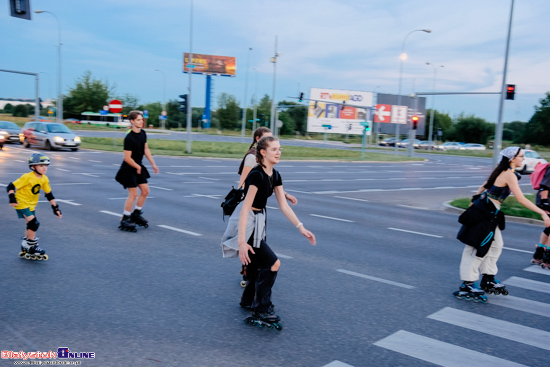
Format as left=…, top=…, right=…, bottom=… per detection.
left=115, top=164, right=150, bottom=189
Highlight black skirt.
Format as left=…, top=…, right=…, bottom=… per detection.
left=115, top=163, right=150, bottom=189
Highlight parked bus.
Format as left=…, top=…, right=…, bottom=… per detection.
left=80, top=112, right=131, bottom=128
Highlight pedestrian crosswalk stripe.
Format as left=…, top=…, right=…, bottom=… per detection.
left=322, top=361, right=354, bottom=367
left=374, top=330, right=527, bottom=367
left=427, top=307, right=550, bottom=351
left=488, top=295, right=550, bottom=317
left=503, top=276, right=550, bottom=294
left=523, top=265, right=550, bottom=276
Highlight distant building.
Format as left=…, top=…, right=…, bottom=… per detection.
left=0, top=98, right=55, bottom=110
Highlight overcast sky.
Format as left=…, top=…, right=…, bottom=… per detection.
left=1, top=0, right=549, bottom=123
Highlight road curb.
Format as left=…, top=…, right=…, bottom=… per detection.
left=442, top=201, right=545, bottom=226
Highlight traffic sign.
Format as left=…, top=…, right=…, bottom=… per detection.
left=161, top=110, right=167, bottom=116
left=159, top=115, right=167, bottom=120
left=109, top=99, right=123, bottom=113
left=143, top=110, right=149, bottom=118
left=322, top=124, right=332, bottom=129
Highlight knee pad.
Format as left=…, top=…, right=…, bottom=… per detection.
left=27, top=217, right=40, bottom=232
left=544, top=227, right=550, bottom=236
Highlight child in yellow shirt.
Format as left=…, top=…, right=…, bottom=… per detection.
left=7, top=153, right=62, bottom=260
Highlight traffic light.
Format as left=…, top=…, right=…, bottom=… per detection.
left=9, top=0, right=31, bottom=20
left=178, top=94, right=188, bottom=113
left=259, top=114, right=265, bottom=125
left=298, top=92, right=304, bottom=102
left=506, top=84, right=516, bottom=100
left=412, top=115, right=419, bottom=130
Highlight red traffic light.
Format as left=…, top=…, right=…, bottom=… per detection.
left=506, top=84, right=515, bottom=100
left=412, top=115, right=419, bottom=130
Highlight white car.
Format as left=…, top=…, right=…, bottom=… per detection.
left=462, top=143, right=486, bottom=151
left=517, top=149, right=547, bottom=174
left=434, top=142, right=465, bottom=151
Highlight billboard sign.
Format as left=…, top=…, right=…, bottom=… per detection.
left=183, top=53, right=236, bottom=77
left=306, top=88, right=374, bottom=135
left=372, top=93, right=427, bottom=136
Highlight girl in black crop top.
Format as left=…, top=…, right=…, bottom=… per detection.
left=237, top=136, right=316, bottom=324
left=456, top=146, right=550, bottom=300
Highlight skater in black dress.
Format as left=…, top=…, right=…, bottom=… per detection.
left=115, top=110, right=159, bottom=230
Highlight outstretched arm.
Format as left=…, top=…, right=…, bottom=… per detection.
left=274, top=186, right=315, bottom=245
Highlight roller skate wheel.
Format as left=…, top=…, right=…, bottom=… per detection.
left=42, top=254, right=49, bottom=260
left=24, top=253, right=32, bottom=260
left=143, top=223, right=149, bottom=228
left=240, top=280, right=247, bottom=288
left=30, top=255, right=38, bottom=260
left=18, top=252, right=26, bottom=258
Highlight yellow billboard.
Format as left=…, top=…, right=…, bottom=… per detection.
left=183, top=53, right=236, bottom=76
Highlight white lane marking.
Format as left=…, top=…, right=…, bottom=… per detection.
left=334, top=196, right=369, bottom=202
left=88, top=160, right=102, bottom=163
left=55, top=199, right=81, bottom=206
left=100, top=210, right=121, bottom=217
left=157, top=225, right=201, bottom=237
left=374, top=330, right=527, bottom=367
left=182, top=181, right=215, bottom=184
left=198, top=177, right=219, bottom=181
left=266, top=206, right=279, bottom=210
left=314, top=185, right=481, bottom=194
left=503, top=276, right=550, bottom=294
left=56, top=168, right=70, bottom=172
left=183, top=193, right=221, bottom=199
left=388, top=227, right=443, bottom=238
left=428, top=307, right=550, bottom=351
left=397, top=204, right=429, bottom=210
left=76, top=173, right=101, bottom=177
left=54, top=183, right=91, bottom=186
left=149, top=186, right=173, bottom=191
left=286, top=190, right=311, bottom=194
left=489, top=295, right=550, bottom=317
left=310, top=214, right=354, bottom=223
left=109, top=197, right=155, bottom=200
left=275, top=253, right=293, bottom=259
left=336, top=269, right=415, bottom=289
left=322, top=361, right=354, bottom=367
left=503, top=247, right=532, bottom=254
left=524, top=265, right=550, bottom=275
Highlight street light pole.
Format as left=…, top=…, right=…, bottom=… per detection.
left=394, top=29, right=431, bottom=155
left=35, top=10, right=62, bottom=123
left=186, top=0, right=194, bottom=154
left=426, top=62, right=444, bottom=149
left=241, top=47, right=252, bottom=140
left=270, top=36, right=279, bottom=136
left=493, top=0, right=515, bottom=167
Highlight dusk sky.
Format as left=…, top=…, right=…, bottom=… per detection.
left=1, top=0, right=549, bottom=123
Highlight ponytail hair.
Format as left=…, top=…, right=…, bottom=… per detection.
left=484, top=147, right=522, bottom=189
left=256, top=136, right=278, bottom=169
left=237, top=127, right=272, bottom=174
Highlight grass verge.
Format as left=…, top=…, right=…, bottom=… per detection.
left=450, top=194, right=542, bottom=220
left=81, top=137, right=424, bottom=161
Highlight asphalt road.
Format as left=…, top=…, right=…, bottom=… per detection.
left=1, top=143, right=549, bottom=367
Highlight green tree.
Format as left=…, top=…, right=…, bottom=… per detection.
left=165, top=99, right=184, bottom=128
left=425, top=109, right=452, bottom=141
left=276, top=100, right=307, bottom=135
left=118, top=93, right=140, bottom=115
left=3, top=103, right=14, bottom=114
left=447, top=114, right=493, bottom=144
left=523, top=92, right=550, bottom=146
left=63, top=71, right=113, bottom=118
left=217, top=93, right=240, bottom=130
left=503, top=120, right=527, bottom=143
left=257, top=94, right=272, bottom=127
left=138, top=102, right=162, bottom=128
left=13, top=104, right=29, bottom=117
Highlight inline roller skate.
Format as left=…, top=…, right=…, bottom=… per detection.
left=19, top=238, right=48, bottom=261
left=244, top=310, right=283, bottom=331
left=480, top=274, right=509, bottom=295
left=453, top=281, right=487, bottom=303
left=532, top=245, right=546, bottom=266
left=118, top=215, right=137, bottom=232
left=542, top=247, right=550, bottom=269
left=130, top=209, right=148, bottom=228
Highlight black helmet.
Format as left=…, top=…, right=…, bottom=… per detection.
left=28, top=153, right=50, bottom=169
